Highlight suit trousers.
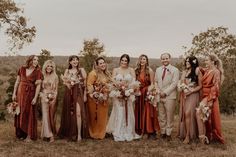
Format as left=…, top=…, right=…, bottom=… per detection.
left=158, top=99, right=176, bottom=136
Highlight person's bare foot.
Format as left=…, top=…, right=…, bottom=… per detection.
left=49, top=137, right=54, bottom=143
left=24, top=137, right=32, bottom=143
left=77, top=137, right=82, bottom=142
left=142, top=134, right=148, bottom=140
left=183, top=137, right=190, bottom=144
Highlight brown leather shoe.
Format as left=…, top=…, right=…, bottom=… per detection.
left=166, top=135, right=172, bottom=141
left=160, top=134, right=166, bottom=139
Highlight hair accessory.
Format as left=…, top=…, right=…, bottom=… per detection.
left=193, top=59, right=197, bottom=64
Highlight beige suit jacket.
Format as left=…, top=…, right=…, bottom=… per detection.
left=155, top=64, right=179, bottom=100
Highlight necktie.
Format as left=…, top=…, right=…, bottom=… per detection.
left=162, top=67, right=167, bottom=80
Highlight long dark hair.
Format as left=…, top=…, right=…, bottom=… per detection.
left=135, top=54, right=150, bottom=81
left=95, top=56, right=112, bottom=81
left=184, top=56, right=199, bottom=83
left=119, top=54, right=130, bottom=65
left=68, top=55, right=83, bottom=79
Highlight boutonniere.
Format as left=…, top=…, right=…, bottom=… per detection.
left=166, top=68, right=171, bottom=73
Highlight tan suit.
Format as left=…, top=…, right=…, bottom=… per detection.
left=155, top=64, right=179, bottom=136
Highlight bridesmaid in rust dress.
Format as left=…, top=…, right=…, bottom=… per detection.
left=135, top=54, right=160, bottom=138
left=58, top=55, right=89, bottom=141
left=196, top=53, right=225, bottom=144
left=12, top=55, right=42, bottom=141
left=40, top=60, right=58, bottom=142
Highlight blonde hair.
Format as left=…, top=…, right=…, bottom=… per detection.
left=42, top=60, right=57, bottom=79
left=208, top=53, right=224, bottom=85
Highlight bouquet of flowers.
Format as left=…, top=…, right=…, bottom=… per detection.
left=109, top=80, right=140, bottom=102
left=61, top=73, right=82, bottom=86
left=7, top=102, right=20, bottom=115
left=196, top=101, right=211, bottom=122
left=92, top=82, right=109, bottom=103
left=146, top=83, right=159, bottom=107
left=40, top=92, right=56, bottom=103
left=177, top=80, right=195, bottom=93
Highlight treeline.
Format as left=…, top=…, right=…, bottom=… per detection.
left=1, top=26, right=236, bottom=119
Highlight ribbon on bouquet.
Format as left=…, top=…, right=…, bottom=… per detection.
left=124, top=97, right=128, bottom=126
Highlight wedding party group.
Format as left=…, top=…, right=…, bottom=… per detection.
left=10, top=52, right=225, bottom=145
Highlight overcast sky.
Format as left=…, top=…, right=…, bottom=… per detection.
left=1, top=0, right=236, bottom=58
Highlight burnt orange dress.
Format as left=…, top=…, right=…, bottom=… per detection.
left=135, top=71, right=160, bottom=135
left=15, top=66, right=42, bottom=140
left=87, top=70, right=110, bottom=139
left=202, top=68, right=225, bottom=144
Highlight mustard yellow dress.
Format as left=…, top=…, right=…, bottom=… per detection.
left=87, top=70, right=110, bottom=139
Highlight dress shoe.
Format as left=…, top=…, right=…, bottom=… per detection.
left=160, top=134, right=166, bottom=139
left=166, top=135, right=172, bottom=141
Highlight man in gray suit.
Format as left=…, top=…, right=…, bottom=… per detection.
left=155, top=53, right=179, bottom=140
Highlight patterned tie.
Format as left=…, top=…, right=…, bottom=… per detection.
left=162, top=67, right=167, bottom=80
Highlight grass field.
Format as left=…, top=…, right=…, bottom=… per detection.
left=0, top=115, right=235, bottom=157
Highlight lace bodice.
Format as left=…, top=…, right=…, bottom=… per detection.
left=114, top=73, right=133, bottom=82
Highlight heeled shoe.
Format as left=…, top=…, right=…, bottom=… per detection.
left=199, top=135, right=209, bottom=144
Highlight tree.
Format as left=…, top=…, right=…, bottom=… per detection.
left=38, top=49, right=53, bottom=67
left=79, top=38, right=105, bottom=72
left=185, top=26, right=236, bottom=114
left=185, top=26, right=236, bottom=57
left=4, top=72, right=16, bottom=106
left=0, top=0, right=36, bottom=52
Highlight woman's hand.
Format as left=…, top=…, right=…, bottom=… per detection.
left=31, top=97, right=37, bottom=105
left=207, top=100, right=213, bottom=108
left=12, top=94, right=16, bottom=102
left=66, top=84, right=72, bottom=89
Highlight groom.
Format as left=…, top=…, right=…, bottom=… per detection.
left=155, top=53, right=179, bottom=140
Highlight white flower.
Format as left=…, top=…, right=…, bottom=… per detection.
left=7, top=102, right=20, bottom=115
left=125, top=89, right=134, bottom=97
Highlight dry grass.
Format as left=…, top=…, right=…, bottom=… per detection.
left=0, top=115, right=235, bottom=157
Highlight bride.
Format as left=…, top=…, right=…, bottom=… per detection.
left=107, top=54, right=141, bottom=141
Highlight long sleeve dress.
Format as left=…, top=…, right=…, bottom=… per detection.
left=87, top=70, right=110, bottom=139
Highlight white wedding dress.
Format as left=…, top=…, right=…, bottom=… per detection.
left=106, top=73, right=141, bottom=141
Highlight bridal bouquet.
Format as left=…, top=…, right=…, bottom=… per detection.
left=146, top=84, right=159, bottom=107
left=40, top=92, right=56, bottom=103
left=109, top=80, right=140, bottom=102
left=196, top=101, right=211, bottom=122
left=61, top=73, right=82, bottom=86
left=7, top=102, right=20, bottom=115
left=177, top=81, right=195, bottom=93
left=92, top=82, right=109, bottom=103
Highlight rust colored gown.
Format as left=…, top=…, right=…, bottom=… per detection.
left=202, top=68, right=225, bottom=144
left=135, top=71, right=160, bottom=135
left=87, top=70, right=110, bottom=139
left=15, top=66, right=42, bottom=140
